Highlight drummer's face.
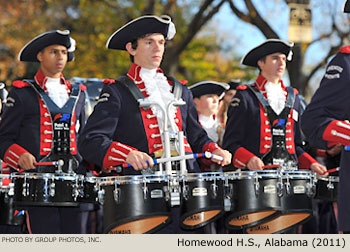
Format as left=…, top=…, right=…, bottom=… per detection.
left=128, top=33, right=165, bottom=70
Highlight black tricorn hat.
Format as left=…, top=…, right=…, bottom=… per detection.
left=189, top=81, right=229, bottom=99
left=227, top=79, right=241, bottom=90
left=344, top=0, right=350, bottom=13
left=18, top=30, right=76, bottom=62
left=241, top=39, right=294, bottom=68
left=106, top=15, right=176, bottom=50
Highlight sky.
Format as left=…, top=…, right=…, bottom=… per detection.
left=211, top=0, right=348, bottom=93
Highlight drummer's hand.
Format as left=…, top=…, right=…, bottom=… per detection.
left=247, top=156, right=264, bottom=170
left=211, top=149, right=232, bottom=166
left=126, top=150, right=154, bottom=171
left=18, top=153, right=36, bottom=170
left=310, top=162, right=327, bottom=176
left=326, top=144, right=342, bottom=157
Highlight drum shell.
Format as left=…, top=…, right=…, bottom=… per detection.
left=102, top=180, right=171, bottom=234
left=0, top=191, right=25, bottom=225
left=314, top=176, right=338, bottom=202
left=280, top=176, right=313, bottom=213
left=179, top=177, right=224, bottom=229
left=225, top=171, right=282, bottom=229
left=13, top=174, right=80, bottom=207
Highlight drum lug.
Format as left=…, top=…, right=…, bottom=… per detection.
left=211, top=183, right=218, bottom=199
left=49, top=182, right=56, bottom=197
left=306, top=179, right=316, bottom=197
left=8, top=182, right=14, bottom=196
left=254, top=176, right=260, bottom=196
left=142, top=182, right=148, bottom=200
left=224, top=183, right=233, bottom=199
left=113, top=188, right=121, bottom=204
left=285, top=181, right=291, bottom=195
left=182, top=184, right=189, bottom=201
left=97, top=188, right=105, bottom=205
left=327, top=181, right=334, bottom=190
left=277, top=181, right=283, bottom=197
left=22, top=178, right=29, bottom=197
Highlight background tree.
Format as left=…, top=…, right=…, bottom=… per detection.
left=1, top=0, right=245, bottom=87
left=227, top=0, right=350, bottom=97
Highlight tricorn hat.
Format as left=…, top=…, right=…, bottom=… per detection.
left=189, top=81, right=229, bottom=99
left=241, top=39, right=294, bottom=68
left=227, top=79, right=241, bottom=90
left=106, top=15, right=176, bottom=50
left=18, top=30, right=76, bottom=62
left=344, top=0, right=350, bottom=13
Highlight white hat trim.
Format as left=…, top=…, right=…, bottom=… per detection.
left=106, top=15, right=176, bottom=48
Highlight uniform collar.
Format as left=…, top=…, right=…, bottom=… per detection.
left=34, top=68, right=67, bottom=91
left=127, top=63, right=165, bottom=83
left=253, top=74, right=286, bottom=92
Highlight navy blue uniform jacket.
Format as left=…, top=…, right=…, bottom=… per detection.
left=0, top=69, right=86, bottom=170
left=223, top=74, right=316, bottom=169
left=301, top=46, right=350, bottom=231
left=78, top=64, right=219, bottom=175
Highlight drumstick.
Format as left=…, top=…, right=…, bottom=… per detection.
left=323, top=167, right=340, bottom=175
left=120, top=152, right=224, bottom=169
left=262, top=164, right=280, bottom=169
left=34, top=160, right=64, bottom=167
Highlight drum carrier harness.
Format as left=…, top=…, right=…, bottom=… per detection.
left=248, top=84, right=297, bottom=169
left=25, top=80, right=81, bottom=174
left=115, top=75, right=184, bottom=174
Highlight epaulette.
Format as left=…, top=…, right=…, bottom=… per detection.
left=340, top=46, right=350, bottom=54
left=12, top=80, right=30, bottom=88
left=79, top=84, right=87, bottom=91
left=293, top=88, right=299, bottom=95
left=236, top=85, right=248, bottom=90
left=102, top=79, right=116, bottom=84
left=179, top=80, right=188, bottom=85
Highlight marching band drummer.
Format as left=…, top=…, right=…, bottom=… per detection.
left=222, top=39, right=326, bottom=175
left=0, top=30, right=88, bottom=233
left=189, top=80, right=229, bottom=170
left=78, top=15, right=232, bottom=233
left=301, top=0, right=350, bottom=234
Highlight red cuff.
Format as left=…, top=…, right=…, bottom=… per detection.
left=323, top=120, right=350, bottom=146
left=4, top=144, right=30, bottom=170
left=102, top=142, right=137, bottom=168
left=298, top=152, right=317, bottom=170
left=233, top=147, right=256, bottom=168
left=202, top=142, right=221, bottom=153
left=315, top=149, right=327, bottom=158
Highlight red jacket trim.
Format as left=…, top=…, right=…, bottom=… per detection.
left=233, top=147, right=256, bottom=168
left=322, top=120, right=350, bottom=146
left=12, top=80, right=30, bottom=88
left=4, top=144, right=30, bottom=169
left=298, top=152, right=317, bottom=170
left=102, top=142, right=137, bottom=168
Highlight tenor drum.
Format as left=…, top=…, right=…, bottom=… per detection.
left=179, top=172, right=225, bottom=230
left=100, top=174, right=171, bottom=234
left=0, top=174, right=25, bottom=225
left=11, top=172, right=86, bottom=207
left=315, top=176, right=338, bottom=202
left=77, top=176, right=100, bottom=204
left=246, top=170, right=315, bottom=234
left=225, top=170, right=282, bottom=230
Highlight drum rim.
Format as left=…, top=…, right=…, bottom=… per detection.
left=179, top=171, right=224, bottom=181
left=10, top=172, right=83, bottom=180
left=316, top=175, right=339, bottom=182
left=225, top=170, right=280, bottom=179
left=99, top=174, right=170, bottom=185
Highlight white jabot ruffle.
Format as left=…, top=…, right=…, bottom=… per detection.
left=45, top=77, right=69, bottom=108
left=198, top=114, right=219, bottom=143
left=265, top=81, right=286, bottom=115
left=140, top=68, right=178, bottom=133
